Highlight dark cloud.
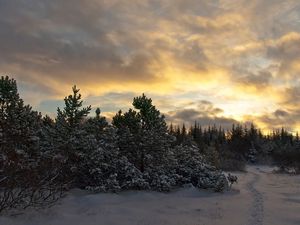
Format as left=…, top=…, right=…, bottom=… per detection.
left=258, top=114, right=295, bottom=131
left=176, top=42, right=209, bottom=71
left=166, top=110, right=237, bottom=129
left=196, top=100, right=224, bottom=115
left=171, top=109, right=200, bottom=120
left=282, top=86, right=300, bottom=106
left=252, top=108, right=300, bottom=132
left=236, top=70, right=273, bottom=87
left=274, top=109, right=289, bottom=117
left=266, top=33, right=300, bottom=78
left=166, top=100, right=237, bottom=129
left=0, top=0, right=164, bottom=88
left=250, top=0, right=300, bottom=39
left=0, top=0, right=259, bottom=88
left=267, top=35, right=300, bottom=61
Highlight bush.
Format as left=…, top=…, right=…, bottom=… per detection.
left=272, top=144, right=300, bottom=173
left=171, top=144, right=229, bottom=192
left=219, top=150, right=246, bottom=171
left=191, top=165, right=229, bottom=192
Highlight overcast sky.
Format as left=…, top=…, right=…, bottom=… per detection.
left=1, top=0, right=300, bottom=132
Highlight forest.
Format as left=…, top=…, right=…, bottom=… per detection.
left=1, top=75, right=300, bottom=213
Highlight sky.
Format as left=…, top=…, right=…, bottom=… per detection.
left=1, top=0, right=300, bottom=132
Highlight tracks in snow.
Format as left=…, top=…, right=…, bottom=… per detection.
left=247, top=168, right=264, bottom=225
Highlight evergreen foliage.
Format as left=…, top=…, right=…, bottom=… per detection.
left=112, top=94, right=173, bottom=173
left=0, top=76, right=64, bottom=213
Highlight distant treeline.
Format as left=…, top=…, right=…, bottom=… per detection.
left=169, top=121, right=300, bottom=171
left=170, top=122, right=297, bottom=147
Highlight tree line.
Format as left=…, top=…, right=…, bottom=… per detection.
left=171, top=120, right=300, bottom=171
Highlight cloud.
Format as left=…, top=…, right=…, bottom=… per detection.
left=283, top=86, right=300, bottom=106
left=237, top=70, right=272, bottom=86
left=1, top=0, right=300, bottom=132
left=0, top=0, right=241, bottom=91
left=243, top=107, right=300, bottom=133
left=274, top=109, right=289, bottom=118
left=0, top=1, right=167, bottom=93
left=166, top=100, right=238, bottom=129
left=266, top=32, right=300, bottom=78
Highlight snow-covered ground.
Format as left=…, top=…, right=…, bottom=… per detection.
left=1, top=165, right=300, bottom=225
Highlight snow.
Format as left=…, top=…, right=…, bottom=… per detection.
left=1, top=165, right=300, bottom=225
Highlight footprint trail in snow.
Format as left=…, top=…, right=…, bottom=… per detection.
left=247, top=168, right=264, bottom=225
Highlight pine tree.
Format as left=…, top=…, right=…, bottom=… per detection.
left=58, top=85, right=91, bottom=129
left=43, top=86, right=94, bottom=186
left=85, top=107, right=108, bottom=140
left=0, top=76, right=63, bottom=212
left=169, top=123, right=174, bottom=134
left=112, top=94, right=173, bottom=172
left=0, top=76, right=41, bottom=158
left=181, top=123, right=187, bottom=143
left=54, top=85, right=91, bottom=154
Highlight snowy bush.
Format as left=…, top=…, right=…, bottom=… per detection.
left=150, top=174, right=176, bottom=192
left=170, top=144, right=229, bottom=192
left=191, top=168, right=228, bottom=192
left=115, top=156, right=149, bottom=190
left=77, top=127, right=149, bottom=193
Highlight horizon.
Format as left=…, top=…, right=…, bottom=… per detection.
left=1, top=0, right=300, bottom=133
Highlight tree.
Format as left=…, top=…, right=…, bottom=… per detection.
left=0, top=76, right=41, bottom=158
left=0, top=76, right=63, bottom=213
left=113, top=94, right=173, bottom=172
left=78, top=126, right=149, bottom=192
left=53, top=85, right=91, bottom=154
left=40, top=86, right=93, bottom=187
left=57, top=85, right=91, bottom=130
left=85, top=108, right=108, bottom=140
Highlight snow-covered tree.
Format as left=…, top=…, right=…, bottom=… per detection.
left=84, top=107, right=108, bottom=140
left=79, top=127, right=149, bottom=192
left=171, top=143, right=228, bottom=192
left=44, top=86, right=94, bottom=185
left=0, top=76, right=41, bottom=157
left=112, top=94, right=173, bottom=173
left=0, top=76, right=63, bottom=213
